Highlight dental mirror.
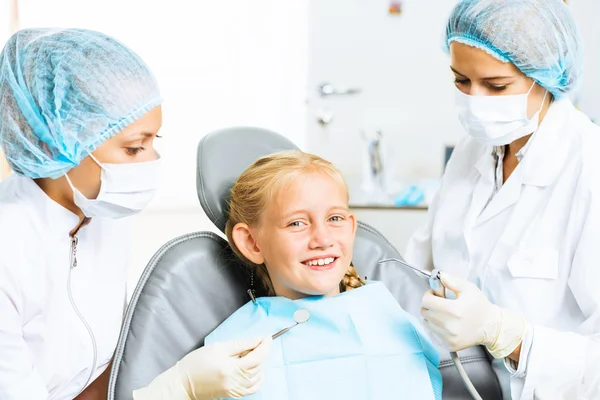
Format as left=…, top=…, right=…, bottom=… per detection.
left=238, top=309, right=311, bottom=358
left=272, top=308, right=310, bottom=339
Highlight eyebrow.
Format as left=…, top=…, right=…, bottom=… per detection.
left=281, top=206, right=349, bottom=220
left=281, top=209, right=308, bottom=220
left=450, top=66, right=513, bottom=81
left=123, top=131, right=156, bottom=141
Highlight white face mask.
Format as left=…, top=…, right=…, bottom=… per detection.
left=65, top=153, right=161, bottom=219
left=455, top=82, right=548, bottom=146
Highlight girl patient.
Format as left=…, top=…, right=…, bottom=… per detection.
left=206, top=150, right=442, bottom=399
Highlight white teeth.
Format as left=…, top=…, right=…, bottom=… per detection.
left=306, top=257, right=335, bottom=266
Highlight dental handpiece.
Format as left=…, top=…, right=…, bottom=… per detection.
left=428, top=268, right=446, bottom=298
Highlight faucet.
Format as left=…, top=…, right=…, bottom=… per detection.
left=368, top=130, right=384, bottom=187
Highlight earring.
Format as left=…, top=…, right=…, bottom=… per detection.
left=247, top=270, right=257, bottom=304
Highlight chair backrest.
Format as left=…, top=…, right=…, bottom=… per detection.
left=108, top=127, right=502, bottom=399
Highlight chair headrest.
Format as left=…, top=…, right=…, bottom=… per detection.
left=196, top=127, right=299, bottom=233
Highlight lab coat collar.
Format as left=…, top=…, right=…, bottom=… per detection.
left=472, top=144, right=508, bottom=226
left=475, top=165, right=522, bottom=226
left=474, top=147, right=495, bottom=183
left=13, top=175, right=81, bottom=237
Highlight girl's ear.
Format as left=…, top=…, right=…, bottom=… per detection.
left=232, top=222, right=265, bottom=265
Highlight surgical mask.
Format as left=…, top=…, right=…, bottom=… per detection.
left=65, top=153, right=161, bottom=219
left=455, top=82, right=548, bottom=146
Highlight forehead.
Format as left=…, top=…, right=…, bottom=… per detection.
left=116, top=106, right=163, bottom=141
left=450, top=42, right=520, bottom=77
left=271, top=171, right=347, bottom=213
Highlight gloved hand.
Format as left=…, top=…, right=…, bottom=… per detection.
left=133, top=336, right=272, bottom=400
left=421, top=272, right=527, bottom=359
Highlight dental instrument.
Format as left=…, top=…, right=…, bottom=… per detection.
left=239, top=309, right=311, bottom=358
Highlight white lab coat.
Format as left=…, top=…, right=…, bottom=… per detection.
left=405, top=98, right=600, bottom=400
left=0, top=174, right=131, bottom=399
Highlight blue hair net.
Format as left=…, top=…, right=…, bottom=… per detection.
left=445, top=0, right=583, bottom=99
left=0, top=28, right=162, bottom=179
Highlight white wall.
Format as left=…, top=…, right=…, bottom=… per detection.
left=570, top=0, right=600, bottom=123
left=306, top=0, right=462, bottom=185
left=17, top=0, right=309, bottom=209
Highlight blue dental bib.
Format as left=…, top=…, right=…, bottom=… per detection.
left=205, top=281, right=442, bottom=399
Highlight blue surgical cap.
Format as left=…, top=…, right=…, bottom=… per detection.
left=0, top=28, right=162, bottom=179
left=445, top=0, right=583, bottom=99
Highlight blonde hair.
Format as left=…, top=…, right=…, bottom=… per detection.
left=225, top=150, right=364, bottom=297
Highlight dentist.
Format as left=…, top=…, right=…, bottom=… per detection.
left=405, top=1, right=600, bottom=399
left=0, top=28, right=270, bottom=400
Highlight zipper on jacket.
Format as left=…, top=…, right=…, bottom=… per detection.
left=68, top=234, right=98, bottom=397
left=71, top=235, right=79, bottom=269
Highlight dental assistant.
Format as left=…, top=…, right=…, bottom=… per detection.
left=0, top=28, right=270, bottom=400
left=405, top=1, right=600, bottom=399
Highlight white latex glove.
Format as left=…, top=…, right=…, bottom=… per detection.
left=133, top=336, right=272, bottom=400
left=421, top=272, right=526, bottom=359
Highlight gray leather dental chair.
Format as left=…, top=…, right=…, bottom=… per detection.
left=108, top=127, right=503, bottom=400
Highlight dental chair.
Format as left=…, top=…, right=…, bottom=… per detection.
left=108, top=127, right=503, bottom=400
